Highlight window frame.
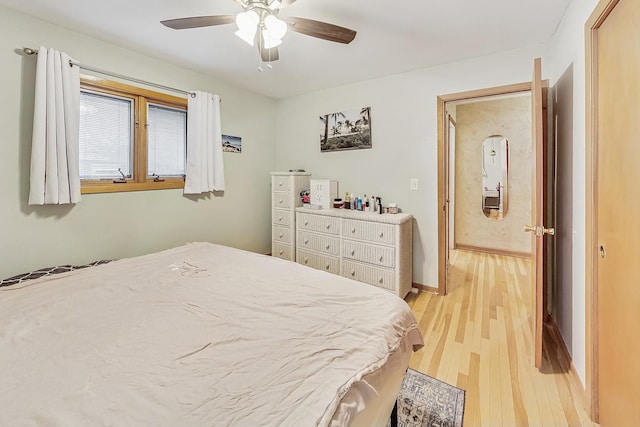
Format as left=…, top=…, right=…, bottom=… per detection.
left=80, top=75, right=187, bottom=194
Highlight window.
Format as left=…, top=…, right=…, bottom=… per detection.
left=79, top=76, right=187, bottom=193
left=147, top=104, right=186, bottom=178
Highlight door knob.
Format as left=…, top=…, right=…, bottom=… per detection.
left=524, top=225, right=555, bottom=237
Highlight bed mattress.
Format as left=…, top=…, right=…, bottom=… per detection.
left=0, top=242, right=423, bottom=426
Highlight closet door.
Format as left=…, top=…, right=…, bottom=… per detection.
left=594, top=0, right=640, bottom=424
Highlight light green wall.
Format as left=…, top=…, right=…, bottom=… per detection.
left=0, top=6, right=277, bottom=278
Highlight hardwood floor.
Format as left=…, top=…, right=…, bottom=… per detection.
left=407, top=250, right=594, bottom=426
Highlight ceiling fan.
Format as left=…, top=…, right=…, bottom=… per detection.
left=161, top=0, right=357, bottom=64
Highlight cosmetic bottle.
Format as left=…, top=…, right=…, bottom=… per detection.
left=344, top=192, right=350, bottom=209
left=356, top=196, right=362, bottom=211
left=350, top=194, right=355, bottom=210
left=364, top=194, right=369, bottom=211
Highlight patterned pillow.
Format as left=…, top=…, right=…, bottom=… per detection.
left=0, top=260, right=112, bottom=287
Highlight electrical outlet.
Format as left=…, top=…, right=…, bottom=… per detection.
left=410, top=178, right=419, bottom=191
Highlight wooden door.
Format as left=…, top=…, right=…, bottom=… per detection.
left=595, top=0, right=640, bottom=423
left=527, top=57, right=550, bottom=369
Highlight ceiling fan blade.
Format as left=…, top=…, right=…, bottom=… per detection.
left=285, top=17, right=356, bottom=44
left=259, top=44, right=280, bottom=62
left=278, top=0, right=298, bottom=7
left=161, top=15, right=235, bottom=30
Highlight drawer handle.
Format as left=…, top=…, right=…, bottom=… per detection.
left=304, top=221, right=309, bottom=226
left=279, top=233, right=284, bottom=238
left=379, top=256, right=384, bottom=262
left=326, top=224, right=331, bottom=230
left=304, top=239, right=309, bottom=245
left=378, top=278, right=384, bottom=284
left=325, top=244, right=330, bottom=250
left=351, top=271, right=356, bottom=277
left=325, top=264, right=330, bottom=270
left=351, top=250, right=355, bottom=256
left=304, top=258, right=309, bottom=264
left=351, top=228, right=356, bottom=233
left=278, top=199, right=284, bottom=204
left=279, top=250, right=284, bottom=255
left=278, top=182, right=284, bottom=187
left=278, top=216, right=283, bottom=221
left=379, top=232, right=384, bottom=238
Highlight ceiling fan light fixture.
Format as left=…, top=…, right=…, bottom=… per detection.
left=235, top=10, right=259, bottom=46
left=264, top=15, right=288, bottom=39
left=268, top=0, right=281, bottom=10
left=261, top=31, right=283, bottom=49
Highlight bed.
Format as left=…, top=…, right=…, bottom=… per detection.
left=0, top=242, right=423, bottom=426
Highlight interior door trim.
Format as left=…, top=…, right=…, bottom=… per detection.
left=585, top=0, right=620, bottom=422
left=437, top=81, right=540, bottom=296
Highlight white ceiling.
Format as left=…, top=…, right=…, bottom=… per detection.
left=1, top=0, right=571, bottom=99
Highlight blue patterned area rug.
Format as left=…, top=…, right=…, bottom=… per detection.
left=389, top=368, right=465, bottom=427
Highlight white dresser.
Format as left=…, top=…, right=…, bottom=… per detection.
left=295, top=207, right=413, bottom=298
left=271, top=172, right=311, bottom=261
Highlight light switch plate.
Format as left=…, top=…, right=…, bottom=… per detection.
left=410, top=178, right=419, bottom=191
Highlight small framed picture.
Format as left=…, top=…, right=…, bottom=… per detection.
left=222, top=134, right=241, bottom=153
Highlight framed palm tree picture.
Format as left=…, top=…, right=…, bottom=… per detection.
left=319, top=107, right=371, bottom=152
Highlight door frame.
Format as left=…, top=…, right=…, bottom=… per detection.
left=585, top=0, right=620, bottom=422
left=437, top=81, right=538, bottom=295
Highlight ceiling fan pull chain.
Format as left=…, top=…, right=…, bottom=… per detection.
left=257, top=30, right=264, bottom=71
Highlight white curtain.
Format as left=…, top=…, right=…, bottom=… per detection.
left=28, top=47, right=81, bottom=205
left=184, top=91, right=225, bottom=194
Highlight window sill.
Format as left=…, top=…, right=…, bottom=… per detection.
left=81, top=179, right=184, bottom=194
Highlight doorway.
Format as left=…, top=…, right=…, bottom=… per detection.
left=437, top=82, right=536, bottom=296
left=437, top=65, right=552, bottom=369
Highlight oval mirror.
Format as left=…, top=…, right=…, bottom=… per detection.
left=482, top=135, right=509, bottom=219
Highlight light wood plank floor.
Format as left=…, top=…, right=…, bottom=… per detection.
left=406, top=250, right=595, bottom=426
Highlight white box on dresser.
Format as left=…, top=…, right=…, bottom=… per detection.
left=295, top=207, right=413, bottom=298
left=271, top=172, right=311, bottom=261
left=310, top=179, right=338, bottom=209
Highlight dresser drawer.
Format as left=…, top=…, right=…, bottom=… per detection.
left=297, top=213, right=340, bottom=235
left=273, top=193, right=292, bottom=209
left=273, top=225, right=292, bottom=244
left=341, top=260, right=396, bottom=292
left=297, top=249, right=340, bottom=274
left=342, top=240, right=395, bottom=268
left=272, top=242, right=292, bottom=260
left=272, top=208, right=291, bottom=227
left=272, top=175, right=291, bottom=191
left=342, top=219, right=396, bottom=245
left=297, top=231, right=340, bottom=256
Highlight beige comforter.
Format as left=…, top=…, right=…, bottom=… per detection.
left=0, top=243, right=423, bottom=426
